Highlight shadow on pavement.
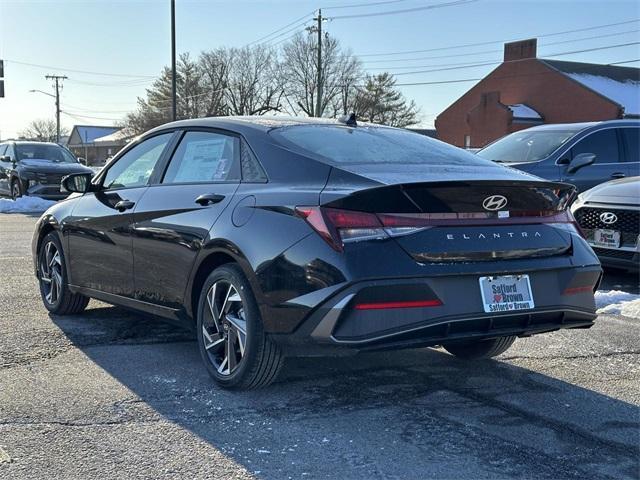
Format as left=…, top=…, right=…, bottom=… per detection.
left=51, top=305, right=640, bottom=479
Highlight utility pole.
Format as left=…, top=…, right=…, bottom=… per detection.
left=307, top=9, right=326, bottom=117
left=171, top=0, right=177, bottom=121
left=45, top=74, right=67, bottom=144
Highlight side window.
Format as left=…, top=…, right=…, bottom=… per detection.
left=103, top=133, right=172, bottom=189
left=5, top=144, right=15, bottom=160
left=162, top=131, right=240, bottom=184
left=571, top=129, right=620, bottom=164
left=622, top=128, right=639, bottom=163
left=241, top=141, right=267, bottom=182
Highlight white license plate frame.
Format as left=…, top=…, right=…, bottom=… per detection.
left=479, top=275, right=535, bottom=313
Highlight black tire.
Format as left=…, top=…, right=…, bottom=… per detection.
left=442, top=336, right=516, bottom=360
left=196, top=264, right=283, bottom=390
left=37, top=232, right=89, bottom=315
left=10, top=178, right=23, bottom=199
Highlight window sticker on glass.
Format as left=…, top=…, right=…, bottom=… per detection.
left=173, top=139, right=230, bottom=182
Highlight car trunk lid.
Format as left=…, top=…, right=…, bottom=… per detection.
left=317, top=178, right=578, bottom=262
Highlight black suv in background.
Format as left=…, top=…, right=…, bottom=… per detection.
left=477, top=120, right=640, bottom=192
left=0, top=141, right=94, bottom=200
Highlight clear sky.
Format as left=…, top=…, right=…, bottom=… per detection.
left=0, top=0, right=639, bottom=139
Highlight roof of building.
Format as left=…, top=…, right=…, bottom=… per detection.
left=507, top=103, right=542, bottom=121
left=93, top=129, right=133, bottom=144
left=541, top=59, right=640, bottom=116
left=68, top=125, right=121, bottom=146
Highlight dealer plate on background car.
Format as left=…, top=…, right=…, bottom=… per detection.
left=592, top=229, right=620, bottom=248
left=479, top=275, right=534, bottom=313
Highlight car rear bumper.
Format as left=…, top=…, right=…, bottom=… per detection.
left=276, top=266, right=601, bottom=352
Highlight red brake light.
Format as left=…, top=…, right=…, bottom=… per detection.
left=354, top=299, right=443, bottom=310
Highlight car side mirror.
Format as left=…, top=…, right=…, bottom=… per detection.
left=557, top=157, right=570, bottom=166
left=77, top=157, right=87, bottom=165
left=62, top=173, right=93, bottom=193
left=567, top=152, right=596, bottom=174
left=0, top=155, right=10, bottom=162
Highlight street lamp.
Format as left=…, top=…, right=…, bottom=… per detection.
left=29, top=89, right=61, bottom=143
left=29, top=89, right=55, bottom=98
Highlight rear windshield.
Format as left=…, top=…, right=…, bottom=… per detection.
left=270, top=125, right=492, bottom=167
left=477, top=130, right=576, bottom=163
left=15, top=143, right=78, bottom=163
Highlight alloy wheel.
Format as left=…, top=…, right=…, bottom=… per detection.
left=202, top=280, right=247, bottom=376
left=40, top=241, right=63, bottom=306
left=11, top=181, right=20, bottom=199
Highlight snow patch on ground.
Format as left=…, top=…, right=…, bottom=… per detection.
left=0, top=197, right=56, bottom=213
left=596, top=290, right=640, bottom=318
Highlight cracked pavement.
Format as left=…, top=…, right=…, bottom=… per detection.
left=0, top=213, right=639, bottom=479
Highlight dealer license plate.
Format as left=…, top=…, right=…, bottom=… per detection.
left=592, top=229, right=620, bottom=248
left=479, top=275, right=534, bottom=313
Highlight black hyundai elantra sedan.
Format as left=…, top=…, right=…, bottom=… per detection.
left=32, top=116, right=602, bottom=389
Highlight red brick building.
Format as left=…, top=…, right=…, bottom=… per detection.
left=435, top=39, right=640, bottom=148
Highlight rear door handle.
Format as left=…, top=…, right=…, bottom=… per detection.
left=610, top=172, right=626, bottom=179
left=195, top=193, right=225, bottom=206
left=114, top=200, right=135, bottom=212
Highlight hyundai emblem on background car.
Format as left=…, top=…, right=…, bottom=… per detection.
left=599, top=212, right=618, bottom=224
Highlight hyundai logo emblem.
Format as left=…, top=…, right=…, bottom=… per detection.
left=599, top=212, right=618, bottom=225
left=482, top=195, right=508, bottom=211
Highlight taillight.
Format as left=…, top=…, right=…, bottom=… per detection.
left=295, top=207, right=387, bottom=251
left=296, top=206, right=585, bottom=251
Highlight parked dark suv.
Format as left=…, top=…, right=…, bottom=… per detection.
left=477, top=120, right=639, bottom=192
left=0, top=141, right=94, bottom=200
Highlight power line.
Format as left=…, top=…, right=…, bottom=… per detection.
left=246, top=10, right=315, bottom=46
left=380, top=41, right=640, bottom=76
left=260, top=19, right=313, bottom=46
left=61, top=110, right=122, bottom=122
left=387, top=57, right=640, bottom=87
left=5, top=59, right=155, bottom=78
left=363, top=28, right=640, bottom=65
left=609, top=58, right=640, bottom=65
left=328, top=0, right=478, bottom=20
left=323, top=0, right=411, bottom=9
left=66, top=78, right=154, bottom=88
left=357, top=19, right=639, bottom=57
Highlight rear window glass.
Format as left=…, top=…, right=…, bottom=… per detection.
left=270, top=125, right=491, bottom=167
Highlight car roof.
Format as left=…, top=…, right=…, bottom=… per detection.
left=146, top=115, right=387, bottom=136
left=523, top=119, right=639, bottom=133
left=11, top=141, right=62, bottom=146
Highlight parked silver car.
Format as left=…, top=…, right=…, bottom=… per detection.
left=571, top=176, right=639, bottom=271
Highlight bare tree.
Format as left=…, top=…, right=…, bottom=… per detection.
left=352, top=73, right=420, bottom=127
left=223, top=45, right=284, bottom=115
left=280, top=33, right=362, bottom=117
left=199, top=48, right=231, bottom=117
left=20, top=119, right=69, bottom=142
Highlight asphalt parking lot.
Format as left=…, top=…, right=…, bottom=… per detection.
left=0, top=213, right=638, bottom=479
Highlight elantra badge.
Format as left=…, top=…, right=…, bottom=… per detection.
left=482, top=195, right=508, bottom=211
left=599, top=212, right=618, bottom=225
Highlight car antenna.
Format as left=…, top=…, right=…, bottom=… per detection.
left=338, top=113, right=357, bottom=127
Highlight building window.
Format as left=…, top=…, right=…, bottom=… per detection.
left=464, top=135, right=471, bottom=148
